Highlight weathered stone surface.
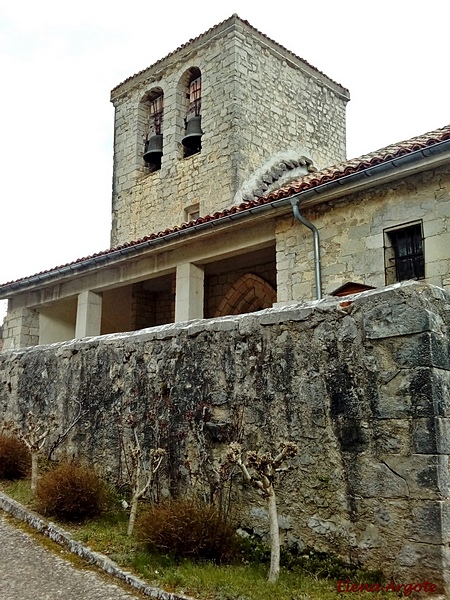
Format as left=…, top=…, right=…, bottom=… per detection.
left=352, top=459, right=409, bottom=499
left=397, top=332, right=450, bottom=370
left=363, top=305, right=445, bottom=339
left=410, top=501, right=450, bottom=545
left=383, top=455, right=449, bottom=499
left=412, top=417, right=450, bottom=454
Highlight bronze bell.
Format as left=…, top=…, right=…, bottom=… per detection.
left=182, top=115, right=203, bottom=151
left=143, top=134, right=163, bottom=165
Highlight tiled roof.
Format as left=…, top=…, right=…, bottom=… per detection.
left=264, top=122, right=450, bottom=202
left=111, top=14, right=348, bottom=97
left=2, top=123, right=450, bottom=290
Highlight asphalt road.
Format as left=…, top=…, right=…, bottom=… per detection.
left=0, top=516, right=142, bottom=600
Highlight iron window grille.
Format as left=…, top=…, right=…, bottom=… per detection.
left=147, top=95, right=164, bottom=138
left=188, top=77, right=201, bottom=117
left=384, top=222, right=425, bottom=283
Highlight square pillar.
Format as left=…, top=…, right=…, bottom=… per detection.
left=175, top=263, right=204, bottom=322
left=75, top=291, right=102, bottom=338
left=1, top=307, right=39, bottom=350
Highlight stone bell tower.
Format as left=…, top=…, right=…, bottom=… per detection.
left=110, top=14, right=349, bottom=247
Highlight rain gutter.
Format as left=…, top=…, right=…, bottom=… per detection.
left=1, top=139, right=450, bottom=297
left=291, top=202, right=322, bottom=300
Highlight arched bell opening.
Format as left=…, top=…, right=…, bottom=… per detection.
left=142, top=88, right=164, bottom=171
left=179, top=67, right=203, bottom=158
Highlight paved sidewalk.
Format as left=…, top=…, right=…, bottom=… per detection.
left=0, top=516, right=142, bottom=600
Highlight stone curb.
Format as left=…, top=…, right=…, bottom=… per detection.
left=0, top=491, right=195, bottom=600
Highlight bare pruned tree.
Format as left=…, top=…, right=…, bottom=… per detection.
left=3, top=412, right=57, bottom=493
left=226, top=441, right=298, bottom=583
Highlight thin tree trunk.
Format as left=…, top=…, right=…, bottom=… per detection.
left=267, top=487, right=280, bottom=583
left=31, top=452, right=38, bottom=494
left=128, top=491, right=139, bottom=536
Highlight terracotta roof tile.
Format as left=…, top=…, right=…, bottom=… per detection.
left=2, top=123, right=450, bottom=290
left=263, top=123, right=450, bottom=202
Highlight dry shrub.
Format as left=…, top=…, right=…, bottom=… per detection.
left=0, top=433, right=30, bottom=480
left=138, top=498, right=238, bottom=563
left=36, top=462, right=107, bottom=522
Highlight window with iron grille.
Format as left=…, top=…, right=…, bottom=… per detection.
left=384, top=222, right=425, bottom=284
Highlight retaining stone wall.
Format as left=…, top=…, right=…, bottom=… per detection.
left=0, top=282, right=449, bottom=591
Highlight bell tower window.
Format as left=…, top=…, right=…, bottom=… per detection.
left=181, top=68, right=203, bottom=158
left=143, top=90, right=164, bottom=171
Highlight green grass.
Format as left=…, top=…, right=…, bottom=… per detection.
left=0, top=478, right=35, bottom=506
left=0, top=479, right=392, bottom=600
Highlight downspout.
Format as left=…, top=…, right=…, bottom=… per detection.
left=290, top=199, right=322, bottom=300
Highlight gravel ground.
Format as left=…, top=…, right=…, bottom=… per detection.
left=0, top=516, right=143, bottom=600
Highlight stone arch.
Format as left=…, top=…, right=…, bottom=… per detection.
left=177, top=66, right=202, bottom=157
left=215, top=273, right=276, bottom=317
left=138, top=87, right=164, bottom=171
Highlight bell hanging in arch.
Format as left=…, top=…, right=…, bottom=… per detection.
left=182, top=115, right=203, bottom=151
left=143, top=134, right=163, bottom=165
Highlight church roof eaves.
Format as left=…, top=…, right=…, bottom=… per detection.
left=1, top=123, right=450, bottom=296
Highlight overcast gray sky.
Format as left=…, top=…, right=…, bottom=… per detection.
left=1, top=0, right=449, bottom=320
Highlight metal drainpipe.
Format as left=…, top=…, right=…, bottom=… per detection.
left=291, top=199, right=322, bottom=300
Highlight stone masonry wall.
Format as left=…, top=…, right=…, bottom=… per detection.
left=2, top=307, right=39, bottom=351
left=276, top=164, right=450, bottom=303
left=1, top=283, right=449, bottom=591
left=110, top=18, right=348, bottom=246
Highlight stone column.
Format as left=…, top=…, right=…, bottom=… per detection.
left=75, top=291, right=102, bottom=338
left=175, top=263, right=204, bottom=322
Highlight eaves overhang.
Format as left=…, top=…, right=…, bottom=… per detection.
left=0, top=206, right=284, bottom=298
left=1, top=134, right=450, bottom=300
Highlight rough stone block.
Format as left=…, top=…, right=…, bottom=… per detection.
left=374, top=420, right=410, bottom=454
left=374, top=369, right=424, bottom=419
left=383, top=454, right=448, bottom=499
left=259, top=307, right=312, bottom=325
left=363, top=306, right=444, bottom=339
left=411, top=368, right=450, bottom=418
left=397, top=332, right=450, bottom=370
left=352, top=459, right=409, bottom=499
left=410, top=500, right=450, bottom=544
left=412, top=418, right=438, bottom=454
left=412, top=417, right=450, bottom=454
